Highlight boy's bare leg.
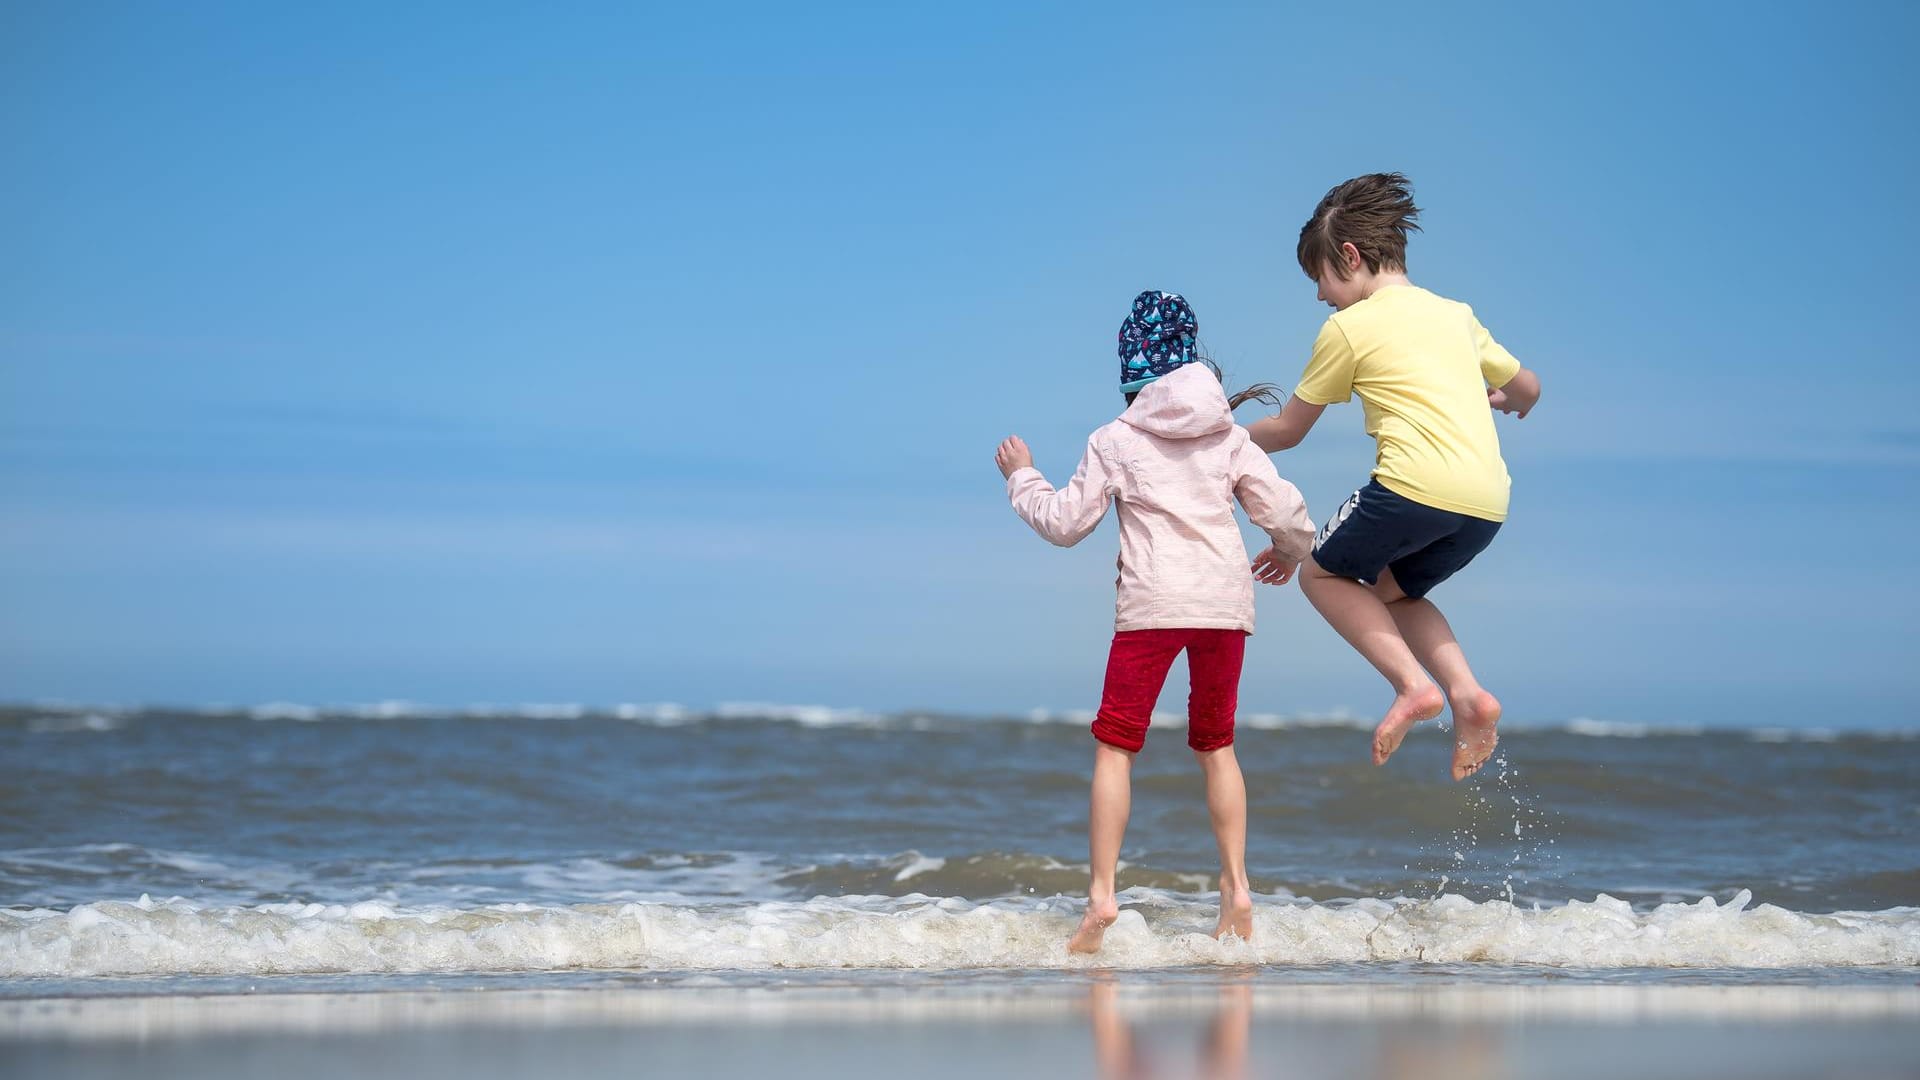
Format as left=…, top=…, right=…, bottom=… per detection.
left=1299, top=559, right=1445, bottom=765
left=1194, top=745, right=1254, bottom=942
left=1071, top=742, right=1134, bottom=954
left=1375, top=570, right=1502, bottom=780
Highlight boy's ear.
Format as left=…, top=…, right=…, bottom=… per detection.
left=1340, top=242, right=1364, bottom=274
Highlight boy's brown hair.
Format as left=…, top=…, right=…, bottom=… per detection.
left=1296, top=172, right=1422, bottom=280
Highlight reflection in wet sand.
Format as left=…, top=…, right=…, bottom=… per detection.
left=1088, top=974, right=1252, bottom=1080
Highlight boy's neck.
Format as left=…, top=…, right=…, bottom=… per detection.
left=1360, top=269, right=1412, bottom=301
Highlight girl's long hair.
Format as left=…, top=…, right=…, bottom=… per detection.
left=1219, top=369, right=1284, bottom=410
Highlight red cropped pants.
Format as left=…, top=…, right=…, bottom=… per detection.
left=1091, top=628, right=1248, bottom=753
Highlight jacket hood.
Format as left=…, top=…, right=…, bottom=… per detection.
left=1117, top=362, right=1234, bottom=439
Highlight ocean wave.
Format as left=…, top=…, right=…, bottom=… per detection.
left=22, top=712, right=123, bottom=734
left=0, top=845, right=1273, bottom=908
left=3, top=889, right=1915, bottom=978
left=0, top=844, right=817, bottom=909
left=776, top=851, right=1217, bottom=899
left=6, top=702, right=1915, bottom=739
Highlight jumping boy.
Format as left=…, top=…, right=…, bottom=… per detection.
left=1246, top=173, right=1542, bottom=781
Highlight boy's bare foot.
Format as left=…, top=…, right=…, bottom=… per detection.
left=1371, top=684, right=1446, bottom=765
left=1069, top=895, right=1120, bottom=954
left=1212, top=882, right=1254, bottom=943
left=1450, top=688, right=1503, bottom=781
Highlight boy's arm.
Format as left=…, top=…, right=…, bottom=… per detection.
left=1250, top=319, right=1350, bottom=452
left=998, top=435, right=1116, bottom=548
left=1471, top=311, right=1538, bottom=418
left=1488, top=366, right=1542, bottom=419
left=1245, top=395, right=1327, bottom=453
left=1231, top=438, right=1316, bottom=583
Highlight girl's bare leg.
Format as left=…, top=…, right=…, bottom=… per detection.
left=1070, top=742, right=1134, bottom=953
left=1194, top=744, right=1253, bottom=941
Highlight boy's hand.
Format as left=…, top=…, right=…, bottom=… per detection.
left=1488, top=368, right=1540, bottom=419
left=1487, top=386, right=1526, bottom=417
left=995, top=436, right=1033, bottom=479
left=1250, top=546, right=1298, bottom=585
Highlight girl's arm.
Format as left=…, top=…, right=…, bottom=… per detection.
left=1231, top=437, right=1316, bottom=577
left=1245, top=395, right=1326, bottom=453
left=999, top=435, right=1116, bottom=548
left=1488, top=366, right=1541, bottom=419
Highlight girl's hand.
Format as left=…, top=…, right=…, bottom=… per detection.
left=995, top=436, right=1033, bottom=479
left=1250, top=546, right=1298, bottom=585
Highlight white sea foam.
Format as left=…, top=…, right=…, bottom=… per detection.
left=613, top=702, right=691, bottom=724
left=1561, top=717, right=1709, bottom=738
left=1751, top=727, right=1846, bottom=744
left=24, top=712, right=121, bottom=733
left=1564, top=718, right=1652, bottom=738
left=491, top=703, right=588, bottom=720
left=891, top=854, right=946, bottom=883
left=1024, top=708, right=1098, bottom=725
left=248, top=702, right=322, bottom=722
left=4, top=889, right=1915, bottom=979
left=713, top=702, right=883, bottom=727
left=352, top=700, right=431, bottom=720
left=1240, top=710, right=1369, bottom=731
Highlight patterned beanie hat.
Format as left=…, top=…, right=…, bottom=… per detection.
left=1117, top=290, right=1199, bottom=393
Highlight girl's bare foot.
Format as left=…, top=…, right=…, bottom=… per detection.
left=1212, top=882, right=1254, bottom=943
left=1371, top=684, right=1446, bottom=765
left=1069, top=895, right=1120, bottom=954
left=1450, top=688, right=1502, bottom=780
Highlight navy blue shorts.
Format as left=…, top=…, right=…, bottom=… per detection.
left=1311, top=480, right=1501, bottom=600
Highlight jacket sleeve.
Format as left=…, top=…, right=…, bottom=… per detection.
left=1005, top=437, right=1117, bottom=548
left=1230, top=437, right=1315, bottom=563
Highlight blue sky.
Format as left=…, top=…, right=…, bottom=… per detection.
left=3, top=2, right=1916, bottom=726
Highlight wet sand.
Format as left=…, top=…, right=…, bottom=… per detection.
left=4, top=977, right=1917, bottom=1080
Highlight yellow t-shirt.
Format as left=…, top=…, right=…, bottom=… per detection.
left=1294, top=284, right=1521, bottom=522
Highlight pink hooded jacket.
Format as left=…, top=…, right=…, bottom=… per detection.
left=1005, top=363, right=1315, bottom=634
